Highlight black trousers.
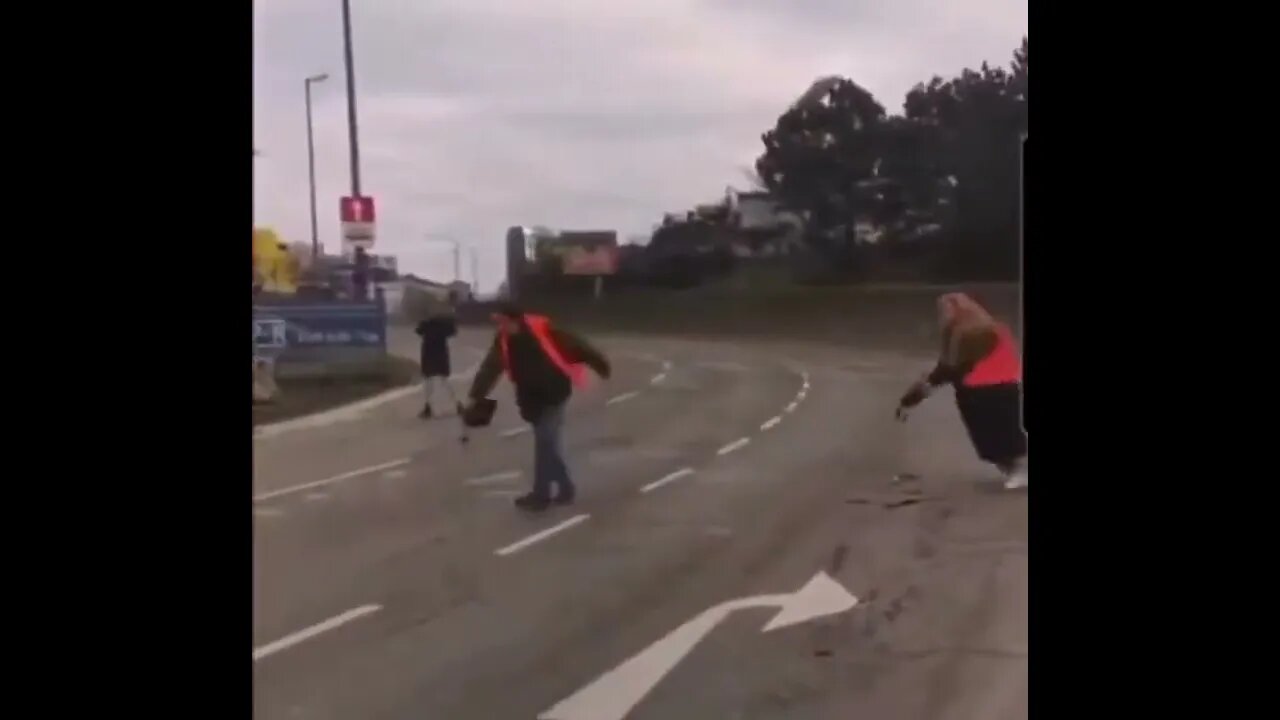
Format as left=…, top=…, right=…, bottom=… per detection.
left=954, top=382, right=1027, bottom=465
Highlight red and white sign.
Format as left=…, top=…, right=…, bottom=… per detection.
left=339, top=195, right=377, bottom=250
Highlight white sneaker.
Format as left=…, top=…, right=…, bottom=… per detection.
left=1003, top=469, right=1028, bottom=490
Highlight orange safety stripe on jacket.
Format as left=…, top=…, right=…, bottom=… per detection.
left=498, top=314, right=586, bottom=386
left=962, top=323, right=1021, bottom=387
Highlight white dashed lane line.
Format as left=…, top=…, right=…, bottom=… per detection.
left=499, top=427, right=530, bottom=438
left=253, top=605, right=383, bottom=662
left=606, top=391, right=640, bottom=406
left=640, top=467, right=695, bottom=494
left=717, top=437, right=751, bottom=456
left=760, top=416, right=782, bottom=431
left=494, top=514, right=590, bottom=557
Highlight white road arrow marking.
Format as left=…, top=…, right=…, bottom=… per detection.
left=539, top=571, right=858, bottom=720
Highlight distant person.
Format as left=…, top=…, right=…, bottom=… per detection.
left=415, top=298, right=460, bottom=419
left=895, top=292, right=1027, bottom=489
left=463, top=303, right=611, bottom=511
left=352, top=247, right=370, bottom=300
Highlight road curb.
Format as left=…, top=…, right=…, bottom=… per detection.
left=253, top=343, right=482, bottom=441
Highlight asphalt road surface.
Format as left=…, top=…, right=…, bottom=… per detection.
left=253, top=328, right=1027, bottom=720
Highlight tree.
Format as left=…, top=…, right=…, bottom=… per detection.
left=753, top=37, right=1028, bottom=281
left=901, top=38, right=1027, bottom=278
left=754, top=78, right=898, bottom=276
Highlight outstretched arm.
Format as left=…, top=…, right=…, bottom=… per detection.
left=551, top=327, right=612, bottom=379
left=898, top=328, right=998, bottom=411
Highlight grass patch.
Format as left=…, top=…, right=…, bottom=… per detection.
left=252, top=356, right=421, bottom=426
left=513, top=283, right=1020, bottom=352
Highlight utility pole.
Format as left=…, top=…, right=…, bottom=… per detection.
left=340, top=0, right=362, bottom=196
left=423, top=234, right=461, bottom=283
left=470, top=248, right=479, bottom=294
left=304, top=73, right=329, bottom=259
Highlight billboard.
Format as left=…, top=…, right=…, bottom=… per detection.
left=553, top=231, right=619, bottom=276
left=253, top=300, right=387, bottom=377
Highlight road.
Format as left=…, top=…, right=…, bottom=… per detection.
left=253, top=328, right=1027, bottom=720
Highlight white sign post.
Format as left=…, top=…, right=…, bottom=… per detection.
left=540, top=571, right=859, bottom=720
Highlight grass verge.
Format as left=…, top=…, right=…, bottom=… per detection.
left=510, top=283, right=1020, bottom=352
left=252, top=356, right=421, bottom=427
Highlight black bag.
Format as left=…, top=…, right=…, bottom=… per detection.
left=461, top=398, right=498, bottom=428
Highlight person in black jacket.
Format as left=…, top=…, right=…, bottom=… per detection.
left=415, top=302, right=460, bottom=419
left=465, top=304, right=611, bottom=511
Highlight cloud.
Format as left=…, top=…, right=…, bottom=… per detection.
left=254, top=0, right=1026, bottom=290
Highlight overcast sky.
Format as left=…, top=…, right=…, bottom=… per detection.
left=254, top=0, right=1026, bottom=291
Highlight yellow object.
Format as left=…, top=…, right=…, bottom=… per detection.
left=253, top=227, right=299, bottom=294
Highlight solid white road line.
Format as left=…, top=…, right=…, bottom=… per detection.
left=464, top=470, right=522, bottom=486
left=640, top=467, right=695, bottom=494
left=606, top=391, right=640, bottom=406
left=760, top=416, right=782, bottom=431
left=253, top=605, right=382, bottom=662
left=717, top=437, right=751, bottom=456
left=650, top=373, right=667, bottom=385
left=253, top=458, right=411, bottom=503
left=495, top=514, right=590, bottom=557
left=500, top=427, right=530, bottom=438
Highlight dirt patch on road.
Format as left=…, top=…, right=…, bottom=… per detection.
left=252, top=356, right=420, bottom=426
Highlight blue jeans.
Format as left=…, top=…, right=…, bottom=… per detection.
left=531, top=402, right=572, bottom=499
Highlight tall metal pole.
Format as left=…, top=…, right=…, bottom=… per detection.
left=340, top=0, right=362, bottom=196
left=304, top=75, right=328, bottom=259
left=471, top=248, right=479, bottom=294
left=424, top=234, right=461, bottom=283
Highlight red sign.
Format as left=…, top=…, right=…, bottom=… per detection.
left=340, top=196, right=376, bottom=223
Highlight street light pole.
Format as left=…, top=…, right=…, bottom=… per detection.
left=423, top=234, right=461, bottom=282
left=305, top=73, right=330, bottom=259
left=340, top=0, right=362, bottom=196
left=471, top=248, right=479, bottom=294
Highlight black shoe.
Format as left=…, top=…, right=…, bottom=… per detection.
left=419, top=402, right=433, bottom=419
left=552, top=488, right=576, bottom=505
left=514, top=493, right=552, bottom=511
